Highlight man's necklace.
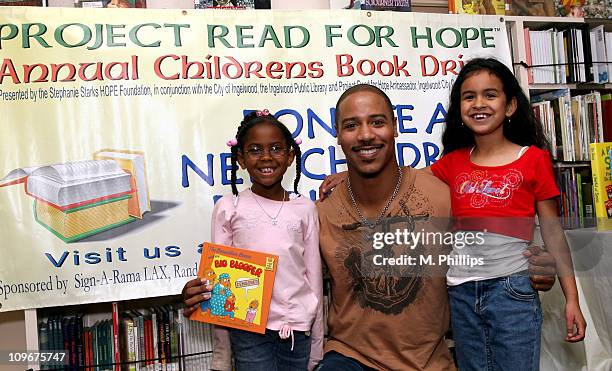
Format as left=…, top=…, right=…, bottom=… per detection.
left=347, top=167, right=403, bottom=229
left=251, top=188, right=286, bottom=225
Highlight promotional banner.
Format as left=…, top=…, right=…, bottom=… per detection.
left=0, top=7, right=511, bottom=311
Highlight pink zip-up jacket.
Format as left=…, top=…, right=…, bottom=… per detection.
left=209, top=189, right=324, bottom=370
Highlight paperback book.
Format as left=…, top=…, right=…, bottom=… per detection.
left=190, top=243, right=278, bottom=334
left=589, top=142, right=612, bottom=230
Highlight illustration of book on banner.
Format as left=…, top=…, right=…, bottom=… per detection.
left=589, top=142, right=612, bottom=231
left=94, top=149, right=150, bottom=218
left=190, top=243, right=278, bottom=334
left=0, top=149, right=150, bottom=242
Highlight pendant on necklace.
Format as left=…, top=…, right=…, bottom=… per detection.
left=272, top=219, right=278, bottom=225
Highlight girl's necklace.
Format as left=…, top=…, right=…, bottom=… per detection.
left=251, top=188, right=286, bottom=225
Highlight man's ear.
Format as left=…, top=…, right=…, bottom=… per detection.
left=393, top=116, right=399, bottom=138
left=236, top=150, right=246, bottom=170
left=336, top=124, right=341, bottom=145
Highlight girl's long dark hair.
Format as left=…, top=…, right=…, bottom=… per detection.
left=230, top=111, right=302, bottom=196
left=442, top=57, right=550, bottom=155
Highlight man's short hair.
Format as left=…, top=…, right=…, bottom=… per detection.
left=334, top=84, right=395, bottom=126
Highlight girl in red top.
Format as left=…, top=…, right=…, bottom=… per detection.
left=431, top=58, right=585, bottom=371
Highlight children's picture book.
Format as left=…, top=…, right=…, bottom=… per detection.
left=190, top=243, right=278, bottom=334
left=449, top=0, right=506, bottom=14
left=75, top=0, right=146, bottom=8
left=589, top=142, right=612, bottom=231
left=509, top=0, right=555, bottom=16
left=194, top=0, right=270, bottom=9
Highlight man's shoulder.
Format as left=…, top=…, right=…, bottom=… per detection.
left=409, top=167, right=451, bottom=216
left=412, top=167, right=449, bottom=191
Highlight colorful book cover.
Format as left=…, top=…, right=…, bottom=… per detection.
left=450, top=0, right=505, bottom=14
left=360, top=0, right=411, bottom=11
left=589, top=143, right=612, bottom=230
left=190, top=242, right=278, bottom=334
left=510, top=0, right=555, bottom=16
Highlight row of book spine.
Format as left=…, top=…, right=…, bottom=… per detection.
left=531, top=90, right=610, bottom=162
left=38, top=303, right=214, bottom=371
left=556, top=167, right=595, bottom=229
left=524, top=25, right=612, bottom=85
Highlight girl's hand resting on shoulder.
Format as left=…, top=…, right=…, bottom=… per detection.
left=565, top=300, right=586, bottom=342
left=181, top=278, right=213, bottom=317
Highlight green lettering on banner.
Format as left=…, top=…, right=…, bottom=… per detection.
left=55, top=23, right=91, bottom=48
left=0, top=24, right=18, bottom=48
left=129, top=23, right=161, bottom=47
left=23, top=23, right=50, bottom=48
left=284, top=25, right=309, bottom=48
left=208, top=24, right=232, bottom=48
left=258, top=25, right=281, bottom=48
left=436, top=28, right=461, bottom=48
left=410, top=26, right=433, bottom=48
left=106, top=24, right=127, bottom=47
left=236, top=25, right=254, bottom=48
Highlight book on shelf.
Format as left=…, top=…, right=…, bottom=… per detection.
left=359, top=0, right=411, bottom=11
left=449, top=0, right=505, bottom=14
left=190, top=242, right=278, bottom=334
left=524, top=25, right=597, bottom=85
left=555, top=0, right=585, bottom=17
left=194, top=0, right=270, bottom=9
left=38, top=303, right=213, bottom=371
left=74, top=0, right=146, bottom=8
left=509, top=0, right=555, bottom=16
left=602, top=94, right=612, bottom=142
left=532, top=90, right=604, bottom=162
left=0, top=0, right=42, bottom=5
left=589, top=142, right=612, bottom=231
left=589, top=26, right=609, bottom=84
left=556, top=167, right=595, bottom=229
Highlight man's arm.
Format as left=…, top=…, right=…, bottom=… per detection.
left=523, top=245, right=556, bottom=291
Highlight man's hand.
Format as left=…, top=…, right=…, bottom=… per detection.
left=181, top=278, right=213, bottom=317
left=523, top=245, right=556, bottom=291
left=318, top=172, right=347, bottom=200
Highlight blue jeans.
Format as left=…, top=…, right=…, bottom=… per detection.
left=315, top=351, right=377, bottom=371
left=229, top=328, right=311, bottom=371
left=448, top=272, right=542, bottom=371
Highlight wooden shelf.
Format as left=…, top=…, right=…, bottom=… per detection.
left=529, top=83, right=612, bottom=91
left=504, top=15, right=585, bottom=26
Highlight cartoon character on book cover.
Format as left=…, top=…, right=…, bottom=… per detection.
left=191, top=243, right=277, bottom=334
left=0, top=149, right=151, bottom=242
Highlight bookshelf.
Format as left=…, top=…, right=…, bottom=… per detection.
left=506, top=15, right=612, bottom=230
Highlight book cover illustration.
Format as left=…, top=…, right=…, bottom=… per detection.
left=194, top=0, right=270, bottom=9
left=510, top=0, right=555, bottom=16
left=335, top=0, right=411, bottom=11
left=555, top=0, right=585, bottom=16
left=450, top=0, right=505, bottom=14
left=0, top=149, right=150, bottom=242
left=75, top=0, right=146, bottom=8
left=190, top=243, right=278, bottom=334
left=589, top=142, right=612, bottom=230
